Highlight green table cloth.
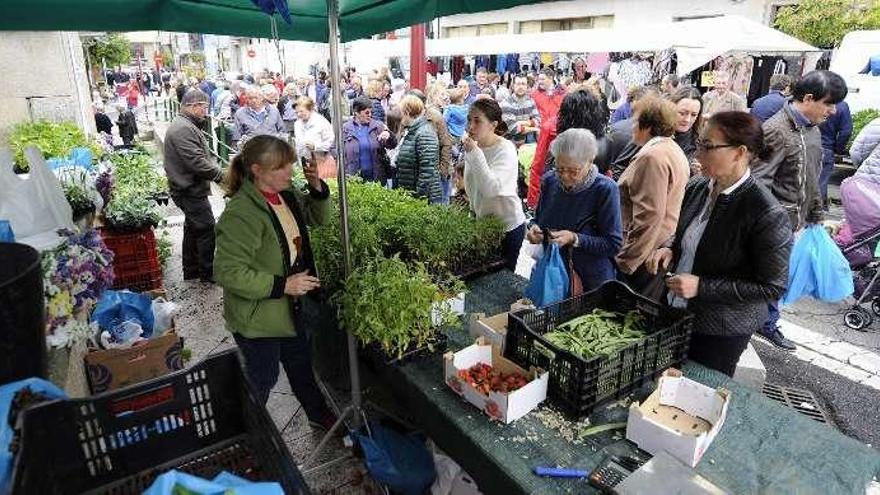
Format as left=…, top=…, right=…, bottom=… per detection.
left=381, top=270, right=880, bottom=495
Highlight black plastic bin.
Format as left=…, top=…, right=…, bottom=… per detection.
left=504, top=281, right=693, bottom=418
left=11, top=349, right=310, bottom=494
left=0, top=243, right=46, bottom=385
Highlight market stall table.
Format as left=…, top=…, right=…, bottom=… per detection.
left=380, top=270, right=880, bottom=495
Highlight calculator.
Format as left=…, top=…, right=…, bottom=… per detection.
left=588, top=455, right=645, bottom=492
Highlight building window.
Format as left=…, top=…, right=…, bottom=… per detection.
left=443, top=22, right=508, bottom=38
left=517, top=15, right=613, bottom=34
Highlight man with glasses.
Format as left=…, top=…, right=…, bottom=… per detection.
left=163, top=89, right=224, bottom=283
left=752, top=70, right=848, bottom=350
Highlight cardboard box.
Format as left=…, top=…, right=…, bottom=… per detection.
left=432, top=292, right=466, bottom=326
left=84, top=331, right=184, bottom=394
left=84, top=289, right=183, bottom=394
left=468, top=312, right=508, bottom=353
left=626, top=369, right=730, bottom=467
left=444, top=337, right=548, bottom=424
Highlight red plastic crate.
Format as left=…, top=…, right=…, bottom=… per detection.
left=100, top=228, right=163, bottom=291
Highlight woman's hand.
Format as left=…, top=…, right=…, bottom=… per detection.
left=378, top=130, right=390, bottom=142
left=302, top=155, right=323, bottom=190
left=305, top=141, right=316, bottom=151
left=647, top=247, right=673, bottom=275
left=461, top=133, right=477, bottom=152
left=285, top=272, right=321, bottom=296
left=666, top=274, right=699, bottom=299
left=526, top=225, right=544, bottom=244
left=550, top=230, right=577, bottom=247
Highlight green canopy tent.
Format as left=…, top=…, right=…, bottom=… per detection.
left=0, top=0, right=545, bottom=43
left=0, top=0, right=548, bottom=460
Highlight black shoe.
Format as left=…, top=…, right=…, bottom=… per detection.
left=757, top=327, right=796, bottom=351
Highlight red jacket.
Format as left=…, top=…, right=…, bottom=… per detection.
left=527, top=87, right=566, bottom=208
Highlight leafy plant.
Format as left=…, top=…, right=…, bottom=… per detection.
left=338, top=257, right=445, bottom=359
left=849, top=109, right=880, bottom=148
left=107, top=150, right=168, bottom=199
left=8, top=121, right=94, bottom=172
left=86, top=33, right=132, bottom=69
left=103, top=196, right=161, bottom=232
left=774, top=0, right=880, bottom=48
left=63, top=183, right=96, bottom=219
left=156, top=229, right=173, bottom=270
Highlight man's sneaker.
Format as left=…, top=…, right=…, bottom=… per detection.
left=757, top=327, right=796, bottom=351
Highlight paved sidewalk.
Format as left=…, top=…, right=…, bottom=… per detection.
left=778, top=319, right=880, bottom=391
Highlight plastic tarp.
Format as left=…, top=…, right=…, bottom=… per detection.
left=0, top=0, right=556, bottom=43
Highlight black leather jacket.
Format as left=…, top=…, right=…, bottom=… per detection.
left=671, top=176, right=792, bottom=337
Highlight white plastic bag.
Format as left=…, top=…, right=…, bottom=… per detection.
left=0, top=146, right=74, bottom=242
left=151, top=298, right=179, bottom=336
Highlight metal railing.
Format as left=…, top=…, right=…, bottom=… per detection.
left=149, top=98, right=236, bottom=168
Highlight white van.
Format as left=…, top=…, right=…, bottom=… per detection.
left=830, top=30, right=880, bottom=113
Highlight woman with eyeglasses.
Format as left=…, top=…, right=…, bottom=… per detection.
left=342, top=97, right=396, bottom=183
left=616, top=96, right=691, bottom=300
left=526, top=128, right=622, bottom=293
left=646, top=112, right=792, bottom=376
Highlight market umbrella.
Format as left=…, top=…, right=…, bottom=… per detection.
left=0, top=0, right=552, bottom=435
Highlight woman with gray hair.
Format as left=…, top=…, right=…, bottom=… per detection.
left=526, top=128, right=623, bottom=293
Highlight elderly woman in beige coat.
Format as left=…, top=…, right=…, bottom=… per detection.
left=616, top=95, right=691, bottom=300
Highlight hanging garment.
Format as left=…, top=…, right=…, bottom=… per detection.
left=716, top=54, right=754, bottom=98
left=489, top=55, right=498, bottom=73
left=540, top=52, right=554, bottom=68
left=426, top=59, right=438, bottom=76
left=555, top=53, right=572, bottom=73
left=507, top=53, right=520, bottom=73
left=783, top=56, right=802, bottom=78
left=519, top=52, right=534, bottom=72
left=496, top=54, right=507, bottom=74
left=586, top=52, right=611, bottom=74
left=475, top=55, right=491, bottom=70
left=616, top=58, right=653, bottom=92
left=452, top=56, right=465, bottom=83
left=747, top=56, right=783, bottom=106
left=652, top=49, right=676, bottom=84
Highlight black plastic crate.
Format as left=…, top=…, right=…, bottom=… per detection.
left=504, top=281, right=693, bottom=418
left=11, top=349, right=310, bottom=495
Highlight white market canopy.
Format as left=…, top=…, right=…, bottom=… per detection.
left=347, top=15, right=819, bottom=75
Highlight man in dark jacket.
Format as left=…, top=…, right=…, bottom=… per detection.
left=163, top=89, right=224, bottom=282
left=750, top=74, right=793, bottom=123
left=818, top=100, right=853, bottom=205
left=752, top=70, right=848, bottom=349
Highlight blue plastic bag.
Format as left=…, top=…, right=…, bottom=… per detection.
left=783, top=225, right=854, bottom=305
left=143, top=470, right=283, bottom=495
left=352, top=422, right=436, bottom=495
left=524, top=243, right=570, bottom=307
left=0, top=220, right=14, bottom=242
left=92, top=290, right=155, bottom=339
left=69, top=147, right=93, bottom=171
left=0, top=378, right=66, bottom=493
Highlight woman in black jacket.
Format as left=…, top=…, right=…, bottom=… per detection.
left=669, top=87, right=703, bottom=176
left=647, top=112, right=792, bottom=376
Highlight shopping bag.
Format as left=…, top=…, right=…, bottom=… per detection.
left=0, top=378, right=67, bottom=493
left=783, top=225, right=854, bottom=305
left=0, top=146, right=74, bottom=241
left=524, top=242, right=570, bottom=307
left=143, top=470, right=284, bottom=495
left=92, top=290, right=156, bottom=340
left=0, top=221, right=13, bottom=243
left=352, top=422, right=436, bottom=495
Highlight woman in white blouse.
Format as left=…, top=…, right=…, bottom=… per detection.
left=293, top=96, right=335, bottom=175
left=461, top=98, right=527, bottom=270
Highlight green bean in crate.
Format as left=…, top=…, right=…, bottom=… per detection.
left=504, top=281, right=693, bottom=418
left=544, top=309, right=646, bottom=359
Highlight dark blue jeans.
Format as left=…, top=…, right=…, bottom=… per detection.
left=502, top=223, right=526, bottom=271
left=233, top=328, right=331, bottom=422
left=763, top=299, right=781, bottom=333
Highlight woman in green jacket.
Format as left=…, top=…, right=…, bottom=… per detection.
left=214, top=135, right=336, bottom=430
left=395, top=94, right=443, bottom=203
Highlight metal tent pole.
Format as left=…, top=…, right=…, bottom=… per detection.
left=326, top=0, right=363, bottom=434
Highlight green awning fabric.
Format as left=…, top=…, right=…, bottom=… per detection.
left=0, top=1, right=549, bottom=42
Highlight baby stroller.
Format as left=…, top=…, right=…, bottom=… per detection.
left=837, top=175, right=880, bottom=330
